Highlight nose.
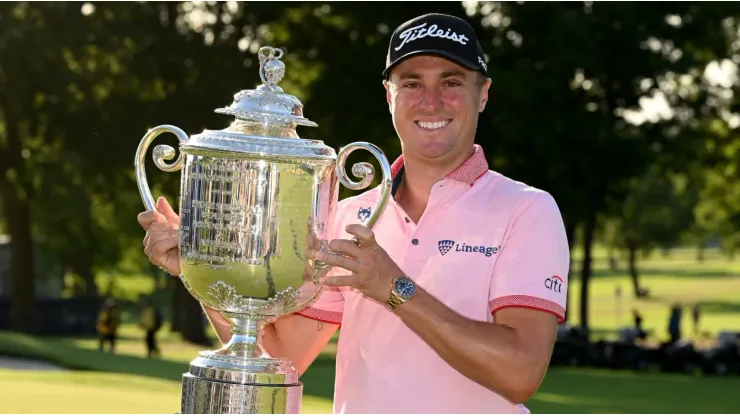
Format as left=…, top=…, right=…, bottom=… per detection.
left=420, top=85, right=443, bottom=111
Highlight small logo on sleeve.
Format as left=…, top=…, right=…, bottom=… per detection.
left=545, top=275, right=564, bottom=293
left=357, top=207, right=371, bottom=222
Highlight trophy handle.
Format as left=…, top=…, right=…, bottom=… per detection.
left=135, top=125, right=189, bottom=211
left=336, top=142, right=392, bottom=230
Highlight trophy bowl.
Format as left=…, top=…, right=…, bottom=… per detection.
left=134, top=46, right=391, bottom=414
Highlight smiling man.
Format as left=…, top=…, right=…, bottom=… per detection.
left=138, top=12, right=569, bottom=415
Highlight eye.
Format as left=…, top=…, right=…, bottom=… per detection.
left=403, top=82, right=421, bottom=89
left=443, top=80, right=463, bottom=87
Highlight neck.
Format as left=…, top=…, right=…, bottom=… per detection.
left=396, top=146, right=475, bottom=222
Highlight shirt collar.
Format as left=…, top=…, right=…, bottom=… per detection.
left=390, top=144, right=489, bottom=186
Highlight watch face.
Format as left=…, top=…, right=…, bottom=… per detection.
left=394, top=277, right=416, bottom=299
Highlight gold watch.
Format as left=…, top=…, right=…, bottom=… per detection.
left=385, top=276, right=416, bottom=309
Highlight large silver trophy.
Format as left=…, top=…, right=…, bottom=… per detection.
left=134, top=46, right=392, bottom=414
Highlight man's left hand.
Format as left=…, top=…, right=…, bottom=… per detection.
left=315, top=224, right=406, bottom=304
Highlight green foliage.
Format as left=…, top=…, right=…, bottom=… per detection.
left=2, top=1, right=740, bottom=332
left=602, top=166, right=699, bottom=256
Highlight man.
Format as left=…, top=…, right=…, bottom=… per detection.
left=139, top=297, right=163, bottom=358
left=139, top=13, right=569, bottom=414
left=96, top=297, right=120, bottom=353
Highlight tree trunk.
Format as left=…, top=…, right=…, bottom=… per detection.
left=171, top=276, right=184, bottom=333
left=0, top=116, right=37, bottom=333
left=627, top=242, right=641, bottom=297
left=579, top=209, right=596, bottom=332
left=80, top=264, right=98, bottom=297
left=697, top=246, right=705, bottom=262
left=2, top=185, right=36, bottom=333
left=172, top=277, right=211, bottom=346
left=563, top=221, right=577, bottom=323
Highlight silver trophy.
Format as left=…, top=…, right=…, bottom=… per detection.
left=134, top=46, right=392, bottom=414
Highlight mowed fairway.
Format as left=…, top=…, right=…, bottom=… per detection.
left=0, top=247, right=739, bottom=413
left=568, top=247, right=740, bottom=340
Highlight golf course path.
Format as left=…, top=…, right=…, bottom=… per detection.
left=0, top=356, right=66, bottom=371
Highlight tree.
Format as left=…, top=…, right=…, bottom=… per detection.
left=601, top=166, right=699, bottom=297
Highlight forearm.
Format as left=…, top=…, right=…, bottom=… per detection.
left=202, top=305, right=232, bottom=344
left=393, top=286, right=548, bottom=403
left=201, top=305, right=337, bottom=375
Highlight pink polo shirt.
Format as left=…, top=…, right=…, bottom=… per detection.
left=296, top=144, right=569, bottom=414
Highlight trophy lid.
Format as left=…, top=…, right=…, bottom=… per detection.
left=182, top=45, right=333, bottom=161
left=214, top=46, right=318, bottom=128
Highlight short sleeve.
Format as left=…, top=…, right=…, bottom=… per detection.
left=295, top=285, right=345, bottom=325
left=294, top=199, right=348, bottom=326
left=488, top=191, right=570, bottom=323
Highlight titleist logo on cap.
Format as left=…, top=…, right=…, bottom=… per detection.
left=395, top=23, right=469, bottom=51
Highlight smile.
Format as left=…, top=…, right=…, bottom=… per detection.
left=415, top=120, right=451, bottom=130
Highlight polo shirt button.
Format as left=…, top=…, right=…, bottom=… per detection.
left=411, top=238, right=419, bottom=245
left=405, top=217, right=410, bottom=223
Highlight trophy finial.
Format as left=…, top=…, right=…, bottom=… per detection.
left=258, top=46, right=286, bottom=87
left=214, top=45, right=316, bottom=128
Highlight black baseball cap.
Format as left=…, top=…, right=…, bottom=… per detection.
left=383, top=13, right=488, bottom=79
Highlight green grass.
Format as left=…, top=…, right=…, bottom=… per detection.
left=568, top=247, right=740, bottom=343
left=531, top=367, right=740, bottom=413
left=1, top=246, right=739, bottom=413
left=0, top=370, right=182, bottom=414
left=0, top=328, right=335, bottom=414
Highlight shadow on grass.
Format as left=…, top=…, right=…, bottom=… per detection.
left=0, top=330, right=337, bottom=401
left=0, top=330, right=185, bottom=382
left=633, top=295, right=740, bottom=315
left=695, top=300, right=740, bottom=314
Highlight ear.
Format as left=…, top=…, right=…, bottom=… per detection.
left=478, top=78, right=491, bottom=113
left=383, top=80, right=393, bottom=112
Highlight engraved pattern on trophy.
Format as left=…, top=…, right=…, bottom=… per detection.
left=179, top=155, right=319, bottom=318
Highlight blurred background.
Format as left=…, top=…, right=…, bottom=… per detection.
left=1, top=1, right=740, bottom=413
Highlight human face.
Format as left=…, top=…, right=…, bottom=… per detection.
left=384, top=55, right=490, bottom=162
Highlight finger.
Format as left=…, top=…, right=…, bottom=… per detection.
left=142, top=222, right=174, bottom=246
left=315, top=250, right=360, bottom=272
left=303, top=248, right=316, bottom=260
left=328, top=239, right=364, bottom=258
left=146, top=237, right=179, bottom=262
left=345, top=224, right=376, bottom=246
left=149, top=221, right=179, bottom=232
left=138, top=210, right=166, bottom=229
left=319, top=275, right=355, bottom=287
left=306, top=231, right=319, bottom=249
left=156, top=197, right=181, bottom=225
left=145, top=231, right=180, bottom=254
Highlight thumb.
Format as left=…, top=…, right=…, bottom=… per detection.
left=156, top=197, right=180, bottom=224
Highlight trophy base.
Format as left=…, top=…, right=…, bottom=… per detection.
left=181, top=374, right=303, bottom=414
left=180, top=351, right=303, bottom=414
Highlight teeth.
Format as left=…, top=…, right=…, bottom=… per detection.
left=417, top=120, right=450, bottom=130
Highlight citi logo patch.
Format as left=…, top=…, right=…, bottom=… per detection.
left=357, top=207, right=371, bottom=222
left=438, top=240, right=500, bottom=257
left=545, top=275, right=564, bottom=293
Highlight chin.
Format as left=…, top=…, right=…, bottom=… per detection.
left=415, top=141, right=457, bottom=159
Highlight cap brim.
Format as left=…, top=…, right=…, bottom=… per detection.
left=382, top=49, right=483, bottom=78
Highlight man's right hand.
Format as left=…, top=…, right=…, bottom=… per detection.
left=138, top=197, right=182, bottom=276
